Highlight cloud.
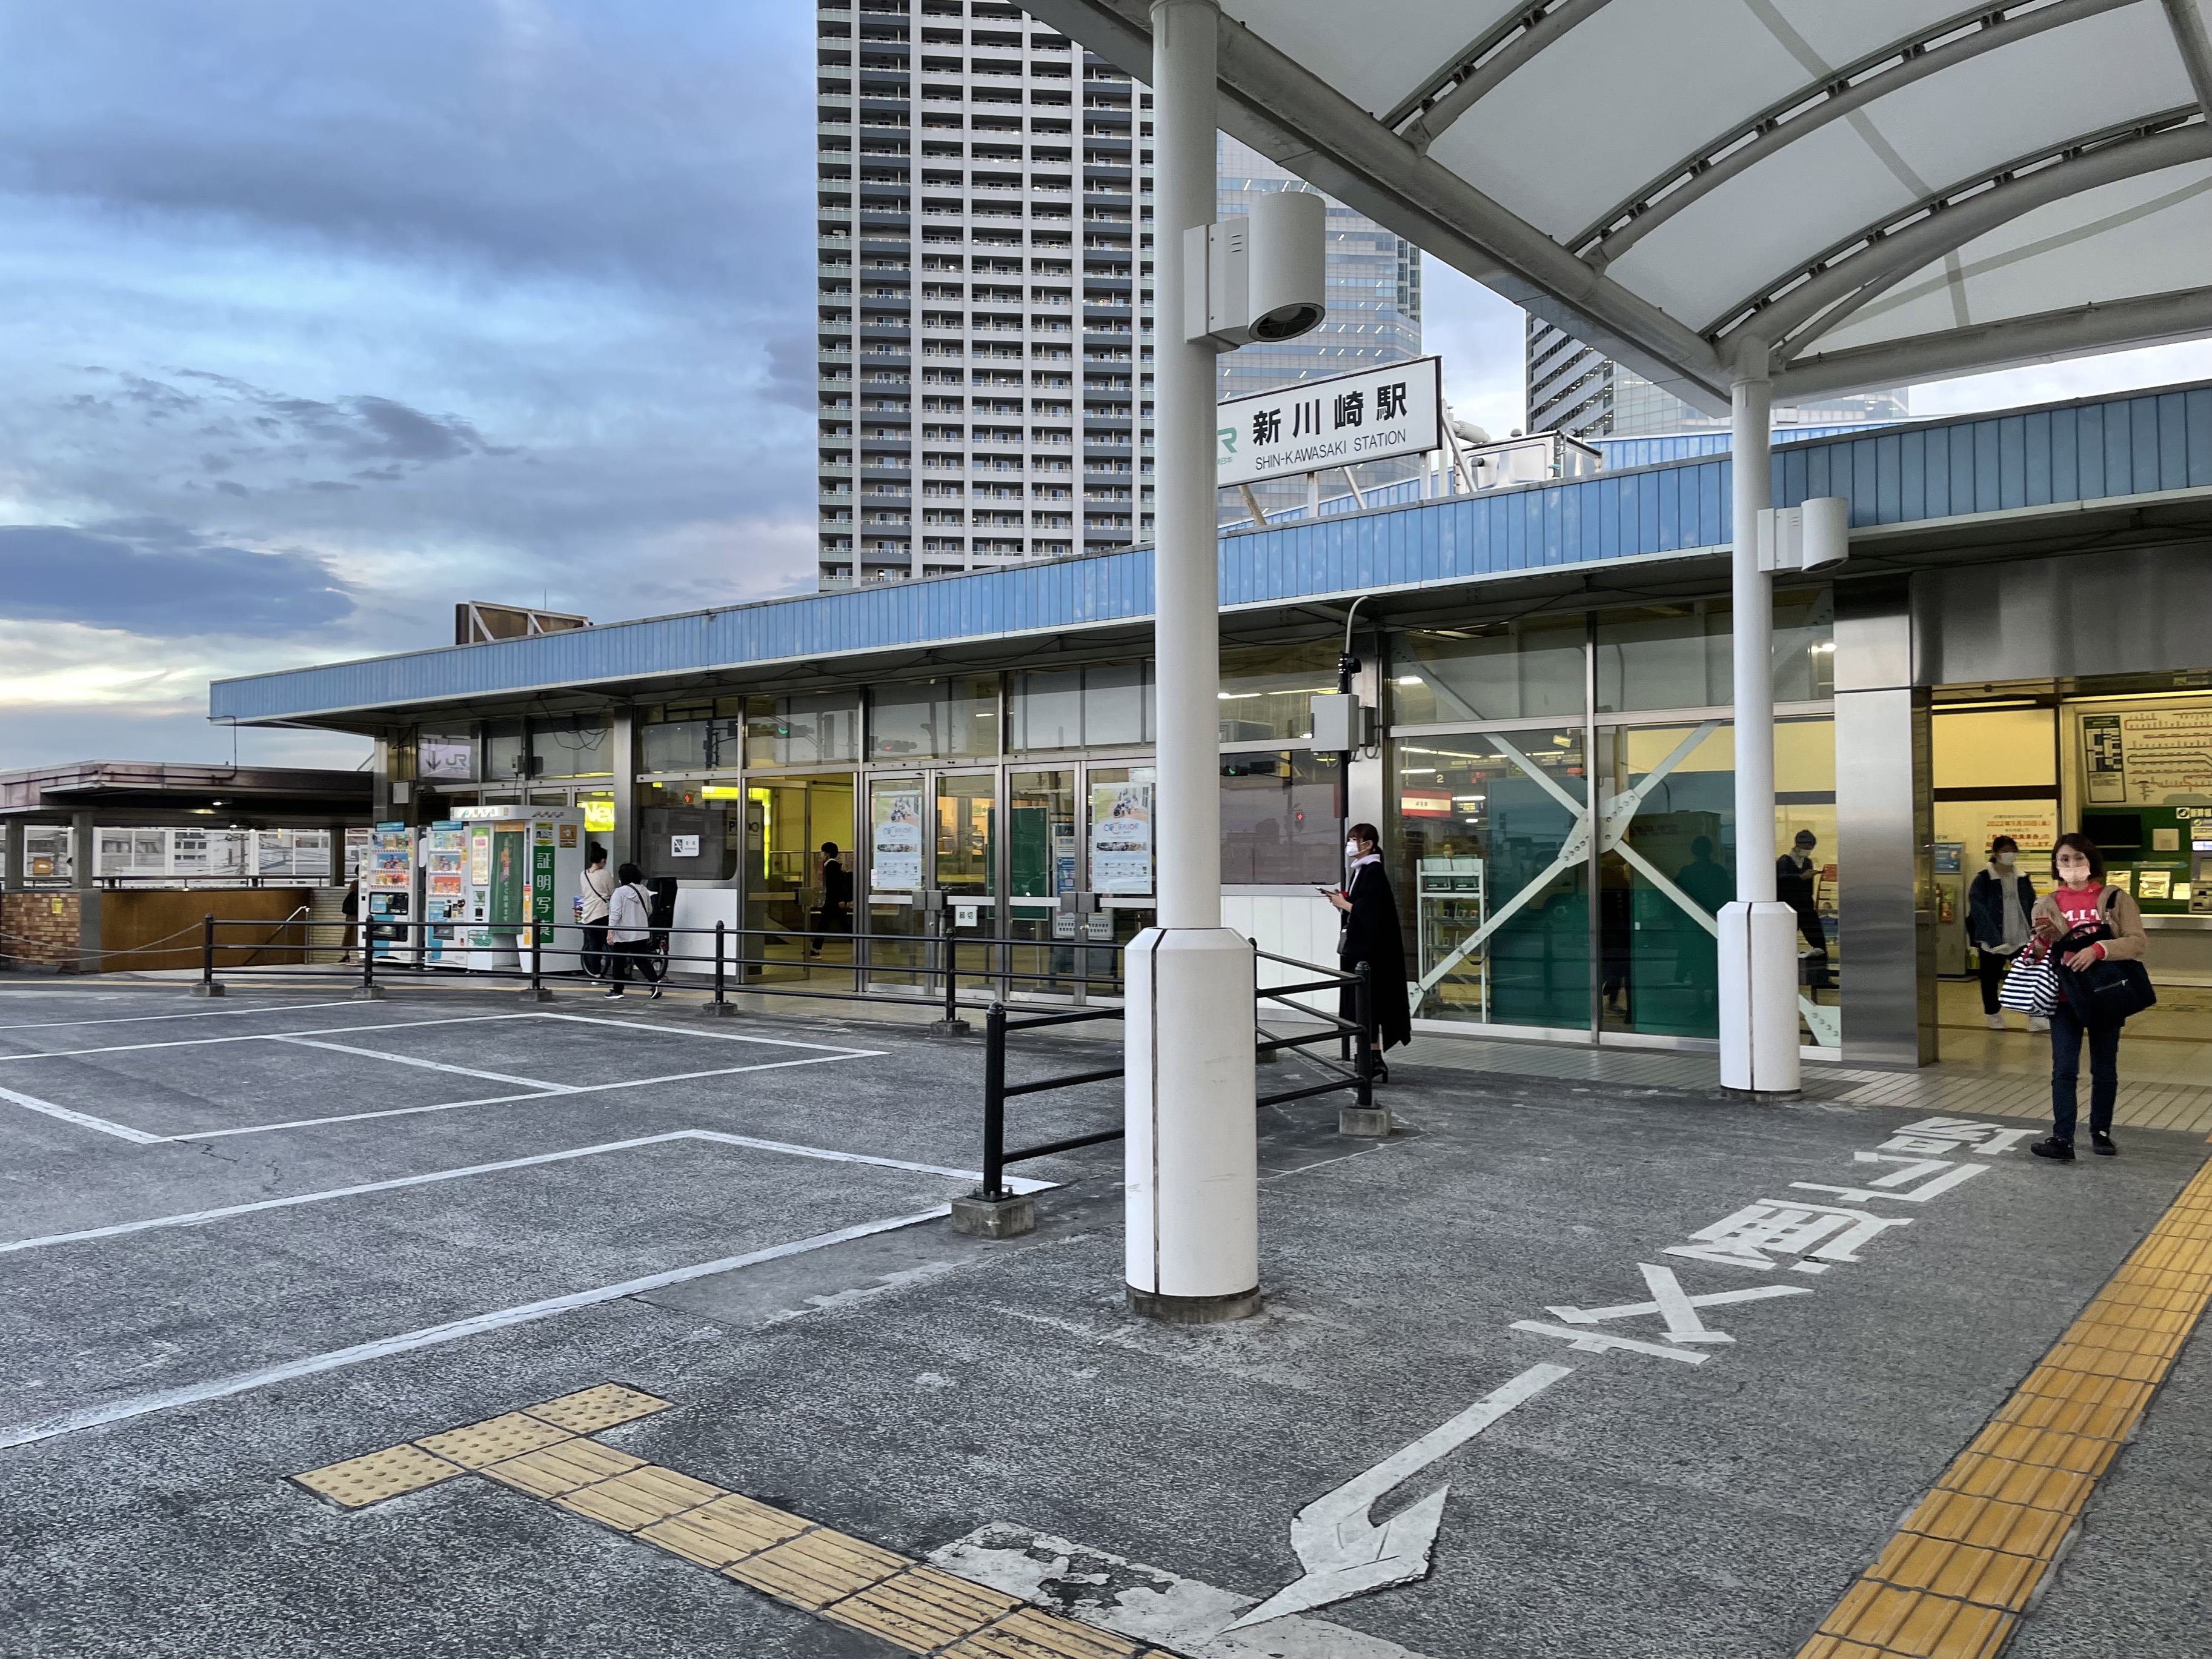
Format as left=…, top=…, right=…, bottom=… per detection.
left=0, top=522, right=353, bottom=635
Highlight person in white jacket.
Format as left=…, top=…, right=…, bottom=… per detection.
left=603, top=862, right=659, bottom=1000
left=577, top=844, right=613, bottom=979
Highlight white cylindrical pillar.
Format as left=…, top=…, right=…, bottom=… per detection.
left=1150, top=0, right=1221, bottom=934
left=1730, top=351, right=1776, bottom=906
left=1125, top=0, right=1260, bottom=1323
left=1718, top=342, right=1801, bottom=1096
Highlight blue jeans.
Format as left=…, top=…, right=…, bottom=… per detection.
left=2049, top=1003, right=2119, bottom=1143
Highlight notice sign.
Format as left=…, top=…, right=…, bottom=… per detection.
left=1216, top=356, right=1441, bottom=488
left=873, top=786, right=924, bottom=892
left=670, top=834, right=701, bottom=859
left=1090, top=780, right=1153, bottom=895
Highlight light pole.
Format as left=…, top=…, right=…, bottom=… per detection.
left=1716, top=341, right=1801, bottom=1096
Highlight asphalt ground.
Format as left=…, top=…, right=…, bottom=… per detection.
left=0, top=980, right=2205, bottom=1658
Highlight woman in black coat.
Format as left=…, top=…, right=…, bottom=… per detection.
left=1327, top=822, right=1414, bottom=1081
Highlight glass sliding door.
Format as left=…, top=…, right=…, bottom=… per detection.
left=743, top=774, right=855, bottom=986
left=1394, top=726, right=1590, bottom=1032
left=866, top=774, right=928, bottom=987
left=935, top=771, right=998, bottom=990
left=1593, top=722, right=1733, bottom=1039
left=1008, top=769, right=1078, bottom=997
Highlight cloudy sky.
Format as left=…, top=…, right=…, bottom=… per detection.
left=3, top=3, right=2208, bottom=776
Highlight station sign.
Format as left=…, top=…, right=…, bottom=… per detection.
left=1215, top=356, right=1442, bottom=488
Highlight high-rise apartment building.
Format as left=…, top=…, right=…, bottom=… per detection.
left=815, top=1, right=1156, bottom=590
left=1526, top=318, right=1908, bottom=442
left=1216, top=135, right=1423, bottom=523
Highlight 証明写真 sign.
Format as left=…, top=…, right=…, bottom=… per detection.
left=1215, top=356, right=1441, bottom=489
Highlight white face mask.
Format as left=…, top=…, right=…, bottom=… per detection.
left=1996, top=850, right=2016, bottom=866
left=1345, top=841, right=1361, bottom=859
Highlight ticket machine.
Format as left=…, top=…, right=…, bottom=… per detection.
left=451, top=805, right=585, bottom=974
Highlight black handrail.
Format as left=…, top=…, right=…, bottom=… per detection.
left=196, top=914, right=1128, bottom=1014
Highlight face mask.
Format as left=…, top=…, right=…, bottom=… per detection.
left=1996, top=850, right=2016, bottom=866
left=1345, top=842, right=1361, bottom=859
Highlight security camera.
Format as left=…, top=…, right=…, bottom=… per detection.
left=1184, top=189, right=1326, bottom=351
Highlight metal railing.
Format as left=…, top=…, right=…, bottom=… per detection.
left=970, top=948, right=1378, bottom=1204
left=194, top=912, right=1126, bottom=1016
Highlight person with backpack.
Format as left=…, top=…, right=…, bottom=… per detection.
left=2027, top=831, right=2150, bottom=1161
left=602, top=862, right=660, bottom=1000
left=1967, top=834, right=2042, bottom=1032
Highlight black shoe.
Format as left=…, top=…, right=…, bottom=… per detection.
left=2091, top=1131, right=2117, bottom=1156
left=648, top=983, right=663, bottom=1000
left=2030, top=1137, right=2075, bottom=1162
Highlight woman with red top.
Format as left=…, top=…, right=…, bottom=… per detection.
left=2027, top=831, right=2149, bottom=1162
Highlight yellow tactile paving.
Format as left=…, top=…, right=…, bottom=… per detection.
left=1961, top=1421, right=2119, bottom=1477
left=290, top=1443, right=464, bottom=1508
left=415, top=1411, right=574, bottom=1469
left=820, top=1564, right=1027, bottom=1652
left=556, top=1463, right=727, bottom=1532
left=519, top=1383, right=673, bottom=1435
left=724, top=1527, right=914, bottom=1610
left=1896, top=1490, right=2076, bottom=1560
left=1793, top=1156, right=2212, bottom=1657
left=938, top=1606, right=1154, bottom=1658
left=479, top=1438, right=646, bottom=1500
left=285, top=1385, right=1197, bottom=1655
left=637, top=1492, right=812, bottom=1568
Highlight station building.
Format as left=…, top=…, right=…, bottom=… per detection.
left=211, top=382, right=2212, bottom=1071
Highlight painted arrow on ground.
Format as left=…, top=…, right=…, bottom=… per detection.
left=1222, top=1360, right=1576, bottom=1632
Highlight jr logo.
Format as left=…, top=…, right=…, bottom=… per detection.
left=1218, top=425, right=1237, bottom=455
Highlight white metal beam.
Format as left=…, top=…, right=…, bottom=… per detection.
left=1574, top=0, right=2137, bottom=267
left=1728, top=115, right=2212, bottom=358
left=1020, top=0, right=1736, bottom=415
left=2162, top=0, right=2212, bottom=110
left=1400, top=0, right=1619, bottom=154
left=1772, top=284, right=2212, bottom=397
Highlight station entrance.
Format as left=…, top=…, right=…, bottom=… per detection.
left=1930, top=679, right=2212, bottom=1072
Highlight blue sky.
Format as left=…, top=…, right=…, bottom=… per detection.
left=2, top=4, right=2208, bottom=775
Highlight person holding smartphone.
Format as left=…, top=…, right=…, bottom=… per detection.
left=2027, top=831, right=2148, bottom=1161
left=1323, top=823, right=1412, bottom=1080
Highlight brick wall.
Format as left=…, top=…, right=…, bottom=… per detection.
left=1, top=891, right=87, bottom=972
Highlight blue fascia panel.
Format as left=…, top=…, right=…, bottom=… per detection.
left=213, top=380, right=2212, bottom=723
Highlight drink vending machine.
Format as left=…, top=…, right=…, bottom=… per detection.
left=452, top=805, right=586, bottom=974
left=419, top=822, right=470, bottom=966
left=364, top=823, right=418, bottom=963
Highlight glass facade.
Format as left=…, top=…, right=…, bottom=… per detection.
left=397, top=593, right=1838, bottom=1039
left=1387, top=597, right=1841, bottom=1048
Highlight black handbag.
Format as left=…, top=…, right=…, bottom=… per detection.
left=2054, top=895, right=2157, bottom=1026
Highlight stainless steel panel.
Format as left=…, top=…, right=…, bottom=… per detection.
left=1914, top=544, right=2212, bottom=686
left=1838, top=683, right=1934, bottom=1067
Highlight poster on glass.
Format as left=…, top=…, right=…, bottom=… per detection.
left=1089, top=781, right=1153, bottom=895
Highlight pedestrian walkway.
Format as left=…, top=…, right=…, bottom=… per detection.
left=1397, top=1032, right=2212, bottom=1137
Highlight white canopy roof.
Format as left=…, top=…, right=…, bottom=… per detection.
left=1029, top=0, right=2212, bottom=413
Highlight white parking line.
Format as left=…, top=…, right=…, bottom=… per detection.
left=0, top=1012, right=544, bottom=1063
left=0, top=1011, right=869, bottom=1063
left=0, top=999, right=365, bottom=1035
left=167, top=1051, right=883, bottom=1142
left=0, top=1206, right=956, bottom=1451
left=0, top=1128, right=1046, bottom=1255
left=0, top=1083, right=166, bottom=1145
left=266, top=1035, right=573, bottom=1093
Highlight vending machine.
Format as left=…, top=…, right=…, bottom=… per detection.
left=452, top=805, right=586, bottom=974
left=418, top=822, right=470, bottom=966
left=364, top=822, right=419, bottom=964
